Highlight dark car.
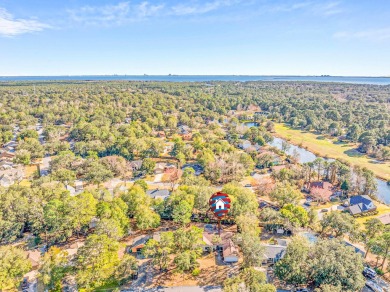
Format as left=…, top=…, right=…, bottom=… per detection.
left=363, top=267, right=377, bottom=279
left=259, top=201, right=268, bottom=208
left=295, top=288, right=309, bottom=292
left=21, top=278, right=29, bottom=290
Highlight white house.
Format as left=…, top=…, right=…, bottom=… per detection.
left=0, top=174, right=14, bottom=187
left=239, top=140, right=252, bottom=150
left=215, top=198, right=225, bottom=210
left=66, top=185, right=76, bottom=196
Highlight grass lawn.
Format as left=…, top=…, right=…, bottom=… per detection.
left=24, top=164, right=38, bottom=178
left=355, top=202, right=390, bottom=226
left=273, top=123, right=390, bottom=181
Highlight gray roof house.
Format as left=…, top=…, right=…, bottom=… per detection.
left=146, top=189, right=170, bottom=200
left=130, top=160, right=143, bottom=171
left=345, top=195, right=377, bottom=216
left=0, top=174, right=14, bottom=187
left=262, top=244, right=287, bottom=265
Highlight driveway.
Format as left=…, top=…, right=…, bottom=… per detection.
left=40, top=156, right=51, bottom=176
left=154, top=173, right=163, bottom=183
left=316, top=204, right=345, bottom=220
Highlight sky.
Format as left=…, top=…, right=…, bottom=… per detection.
left=0, top=0, right=389, bottom=76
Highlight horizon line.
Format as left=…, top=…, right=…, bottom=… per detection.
left=1, top=74, right=389, bottom=78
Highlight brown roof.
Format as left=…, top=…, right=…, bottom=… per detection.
left=271, top=165, right=286, bottom=172
left=378, top=213, right=390, bottom=225
left=223, top=239, right=239, bottom=258
left=310, top=181, right=334, bottom=201
left=27, top=250, right=41, bottom=268
left=0, top=151, right=15, bottom=159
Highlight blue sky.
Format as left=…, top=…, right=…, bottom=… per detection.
left=0, top=0, right=389, bottom=76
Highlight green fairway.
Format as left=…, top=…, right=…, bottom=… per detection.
left=274, top=123, right=390, bottom=181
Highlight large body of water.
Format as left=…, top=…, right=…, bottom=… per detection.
left=1, top=75, right=390, bottom=85
left=268, top=136, right=390, bottom=204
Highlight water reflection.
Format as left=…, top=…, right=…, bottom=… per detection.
left=268, top=136, right=390, bottom=204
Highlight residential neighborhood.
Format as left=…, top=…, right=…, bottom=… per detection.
left=0, top=80, right=390, bottom=292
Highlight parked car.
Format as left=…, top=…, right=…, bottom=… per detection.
left=295, top=288, right=309, bottom=292
left=304, top=201, right=312, bottom=206
left=363, top=267, right=377, bottom=279
left=321, top=209, right=329, bottom=212
left=259, top=201, right=268, bottom=208
left=21, top=278, right=29, bottom=291
left=365, top=280, right=383, bottom=292
left=244, top=184, right=252, bottom=187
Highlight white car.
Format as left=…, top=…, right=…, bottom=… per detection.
left=366, top=280, right=384, bottom=292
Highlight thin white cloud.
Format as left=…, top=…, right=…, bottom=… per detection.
left=313, top=1, right=342, bottom=16
left=67, top=0, right=244, bottom=25
left=268, top=1, right=342, bottom=16
left=0, top=8, right=49, bottom=37
left=270, top=1, right=312, bottom=13
left=334, top=28, right=390, bottom=42
left=171, top=0, right=240, bottom=16
left=68, top=1, right=164, bottom=26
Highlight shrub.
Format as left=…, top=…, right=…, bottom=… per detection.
left=375, top=267, right=384, bottom=276
left=192, top=268, right=201, bottom=277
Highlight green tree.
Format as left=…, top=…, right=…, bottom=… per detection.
left=223, top=182, right=258, bottom=217
left=274, top=236, right=310, bottom=286
left=75, top=234, right=120, bottom=290
left=347, top=124, right=362, bottom=142
left=39, top=247, right=69, bottom=291
left=83, top=159, right=113, bottom=186
left=17, top=138, right=44, bottom=159
left=51, top=169, right=76, bottom=185
left=172, top=200, right=193, bottom=225
left=96, top=198, right=129, bottom=234
left=141, top=158, right=156, bottom=175
left=14, top=149, right=31, bottom=165
left=0, top=246, right=31, bottom=290
left=362, top=218, right=384, bottom=258
left=133, top=179, right=148, bottom=191
left=18, top=129, right=38, bottom=140
left=121, top=185, right=151, bottom=217
left=95, top=218, right=124, bottom=240
left=174, top=251, right=198, bottom=273
left=377, top=231, right=390, bottom=268
left=240, top=232, right=265, bottom=268
left=280, top=204, right=309, bottom=228
left=224, top=268, right=276, bottom=292
left=269, top=182, right=302, bottom=207
left=69, top=192, right=98, bottom=237
left=142, top=231, right=174, bottom=271
left=135, top=205, right=161, bottom=230
left=114, top=254, right=138, bottom=284
left=310, top=239, right=365, bottom=291
left=320, top=212, right=357, bottom=238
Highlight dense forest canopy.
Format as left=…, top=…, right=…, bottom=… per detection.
left=1, top=81, right=389, bottom=141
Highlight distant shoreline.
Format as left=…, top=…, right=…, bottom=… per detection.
left=1, top=74, right=389, bottom=78
left=1, top=75, right=389, bottom=85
